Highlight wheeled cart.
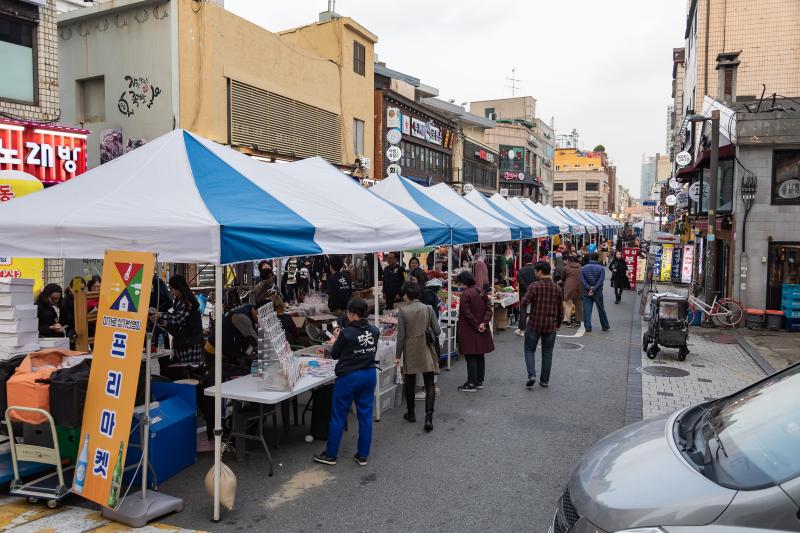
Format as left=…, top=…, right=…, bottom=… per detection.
left=643, top=293, right=690, bottom=361
left=5, top=406, right=74, bottom=509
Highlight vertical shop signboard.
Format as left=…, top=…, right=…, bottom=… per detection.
left=653, top=244, right=663, bottom=281
left=660, top=244, right=674, bottom=282
left=73, top=251, right=154, bottom=508
left=681, top=245, right=694, bottom=284
left=671, top=246, right=683, bottom=283
left=623, top=247, right=638, bottom=290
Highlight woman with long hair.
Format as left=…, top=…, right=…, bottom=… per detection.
left=151, top=275, right=204, bottom=364
left=455, top=271, right=494, bottom=392
left=406, top=257, right=427, bottom=288
left=609, top=251, right=630, bottom=304
left=37, top=283, right=68, bottom=337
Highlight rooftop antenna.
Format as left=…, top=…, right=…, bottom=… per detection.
left=328, top=0, right=335, bottom=11
left=505, top=68, right=521, bottom=97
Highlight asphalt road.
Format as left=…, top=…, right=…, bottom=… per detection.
left=160, top=283, right=637, bottom=533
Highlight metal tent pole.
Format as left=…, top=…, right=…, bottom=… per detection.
left=373, top=254, right=381, bottom=421
left=213, top=265, right=223, bottom=520
left=447, top=246, right=453, bottom=370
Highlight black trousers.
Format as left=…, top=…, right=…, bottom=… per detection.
left=465, top=354, right=486, bottom=385
left=404, top=372, right=435, bottom=414
left=614, top=286, right=623, bottom=301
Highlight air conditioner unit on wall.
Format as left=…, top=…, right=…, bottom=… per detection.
left=489, top=113, right=498, bottom=120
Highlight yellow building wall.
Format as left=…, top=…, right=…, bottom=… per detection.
left=177, top=1, right=375, bottom=175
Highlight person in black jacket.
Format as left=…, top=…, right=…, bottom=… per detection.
left=151, top=275, right=204, bottom=365
left=149, top=274, right=173, bottom=349
left=327, top=256, right=352, bottom=313
left=313, top=299, right=379, bottom=467
left=515, top=254, right=536, bottom=337
left=382, top=252, right=405, bottom=310
left=37, top=283, right=68, bottom=337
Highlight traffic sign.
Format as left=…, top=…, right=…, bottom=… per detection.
left=657, top=205, right=666, bottom=215
left=667, top=214, right=676, bottom=223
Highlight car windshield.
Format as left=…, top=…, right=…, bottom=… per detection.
left=702, top=363, right=800, bottom=490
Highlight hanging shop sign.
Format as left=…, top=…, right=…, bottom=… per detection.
left=660, top=244, right=674, bottom=282
left=675, top=151, right=692, bottom=167
left=681, top=245, right=694, bottom=284
left=502, top=172, right=525, bottom=181
left=0, top=120, right=90, bottom=184
left=665, top=194, right=677, bottom=206
left=669, top=178, right=681, bottom=190
left=463, top=183, right=474, bottom=194
left=386, top=128, right=402, bottom=145
left=402, top=115, right=411, bottom=135
left=386, top=107, right=401, bottom=129
left=386, top=163, right=401, bottom=177
left=411, top=118, right=427, bottom=141
left=676, top=191, right=689, bottom=209
left=427, top=124, right=442, bottom=145
left=623, top=247, right=638, bottom=290
left=688, top=181, right=709, bottom=202
left=386, top=146, right=402, bottom=162
left=74, top=250, right=154, bottom=508
left=0, top=171, right=45, bottom=294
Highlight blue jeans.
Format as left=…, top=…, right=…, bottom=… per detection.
left=325, top=368, right=376, bottom=459
left=524, top=330, right=557, bottom=384
left=583, top=289, right=610, bottom=331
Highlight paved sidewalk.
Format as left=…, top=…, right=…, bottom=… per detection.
left=736, top=327, right=800, bottom=371
left=640, top=325, right=766, bottom=419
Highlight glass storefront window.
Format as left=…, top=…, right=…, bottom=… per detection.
left=767, top=243, right=800, bottom=310
left=772, top=150, right=800, bottom=205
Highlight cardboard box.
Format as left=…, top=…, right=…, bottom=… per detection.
left=0, top=305, right=37, bottom=320
left=0, top=330, right=38, bottom=347
left=0, top=278, right=34, bottom=293
left=0, top=293, right=33, bottom=306
left=0, top=318, right=37, bottom=334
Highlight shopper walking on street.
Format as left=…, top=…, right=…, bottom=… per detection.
left=609, top=251, right=629, bottom=304
left=561, top=255, right=584, bottom=327
left=515, top=254, right=536, bottom=336
left=314, top=298, right=379, bottom=467
left=455, top=271, right=494, bottom=392
left=521, top=262, right=563, bottom=388
left=395, top=282, right=441, bottom=431
left=580, top=253, right=610, bottom=332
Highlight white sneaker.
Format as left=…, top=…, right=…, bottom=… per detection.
left=415, top=387, right=441, bottom=400
left=515, top=329, right=525, bottom=336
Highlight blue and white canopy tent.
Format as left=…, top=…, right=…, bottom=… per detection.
left=534, top=201, right=585, bottom=235
left=463, top=190, right=549, bottom=240
left=558, top=207, right=597, bottom=235
left=0, top=129, right=455, bottom=521
left=502, top=196, right=563, bottom=236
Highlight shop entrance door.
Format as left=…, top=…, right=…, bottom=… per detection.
left=715, top=240, right=730, bottom=299
left=767, top=242, right=800, bottom=310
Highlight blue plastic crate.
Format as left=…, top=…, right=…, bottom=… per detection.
left=782, top=284, right=800, bottom=298
left=781, top=294, right=800, bottom=307
left=786, top=318, right=800, bottom=332
left=783, top=307, right=800, bottom=320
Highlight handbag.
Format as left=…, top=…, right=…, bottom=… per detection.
left=425, top=306, right=441, bottom=357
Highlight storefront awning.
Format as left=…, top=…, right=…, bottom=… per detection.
left=676, top=144, right=735, bottom=181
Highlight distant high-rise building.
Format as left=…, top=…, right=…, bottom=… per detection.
left=640, top=154, right=657, bottom=200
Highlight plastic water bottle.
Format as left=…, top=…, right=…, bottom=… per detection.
left=157, top=333, right=165, bottom=351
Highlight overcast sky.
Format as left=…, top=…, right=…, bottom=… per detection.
left=226, top=0, right=687, bottom=197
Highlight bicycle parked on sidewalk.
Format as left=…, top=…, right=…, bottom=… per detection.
left=686, top=292, right=744, bottom=328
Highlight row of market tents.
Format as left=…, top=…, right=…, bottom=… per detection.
left=0, top=129, right=621, bottom=519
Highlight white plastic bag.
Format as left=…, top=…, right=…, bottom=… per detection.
left=205, top=461, right=237, bottom=511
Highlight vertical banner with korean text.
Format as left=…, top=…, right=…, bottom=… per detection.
left=72, top=251, right=154, bottom=508
left=660, top=244, right=674, bottom=282
left=623, top=247, right=638, bottom=290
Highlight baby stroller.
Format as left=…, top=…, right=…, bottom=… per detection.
left=642, top=293, right=690, bottom=361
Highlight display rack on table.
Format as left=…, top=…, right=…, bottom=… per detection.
left=256, top=303, right=301, bottom=391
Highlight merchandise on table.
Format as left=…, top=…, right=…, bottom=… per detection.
left=255, top=302, right=301, bottom=391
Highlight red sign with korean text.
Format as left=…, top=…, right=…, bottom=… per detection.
left=623, top=247, right=638, bottom=290
left=0, top=119, right=89, bottom=184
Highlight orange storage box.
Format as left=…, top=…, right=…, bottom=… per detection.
left=6, top=349, right=86, bottom=424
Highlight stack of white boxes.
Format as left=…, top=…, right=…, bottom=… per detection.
left=0, top=279, right=39, bottom=360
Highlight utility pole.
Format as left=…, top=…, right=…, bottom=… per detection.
left=704, top=110, right=720, bottom=306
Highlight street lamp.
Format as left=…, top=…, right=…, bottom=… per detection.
left=688, top=111, right=721, bottom=307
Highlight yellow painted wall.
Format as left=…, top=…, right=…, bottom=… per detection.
left=178, top=2, right=376, bottom=175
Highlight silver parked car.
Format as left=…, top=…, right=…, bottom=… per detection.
left=550, top=362, right=800, bottom=533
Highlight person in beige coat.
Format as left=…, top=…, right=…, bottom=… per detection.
left=395, top=281, right=441, bottom=432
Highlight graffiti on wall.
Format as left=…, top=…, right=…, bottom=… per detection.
left=117, top=76, right=162, bottom=117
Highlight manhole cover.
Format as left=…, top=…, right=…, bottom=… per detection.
left=556, top=342, right=583, bottom=350
left=709, top=334, right=737, bottom=344
left=640, top=366, right=690, bottom=377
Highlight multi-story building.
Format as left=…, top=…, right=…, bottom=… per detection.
left=553, top=147, right=612, bottom=213
left=1, top=0, right=60, bottom=122
left=469, top=97, right=546, bottom=200
left=58, top=1, right=377, bottom=176
left=616, top=185, right=632, bottom=216
left=665, top=105, right=674, bottom=154
left=669, top=47, right=686, bottom=162
left=607, top=164, right=617, bottom=213
left=640, top=154, right=658, bottom=200
left=372, top=64, right=458, bottom=187
left=534, top=118, right=555, bottom=204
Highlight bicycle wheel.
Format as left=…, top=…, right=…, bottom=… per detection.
left=714, top=299, right=744, bottom=328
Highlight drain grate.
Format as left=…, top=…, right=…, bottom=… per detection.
left=639, top=366, right=690, bottom=377
left=556, top=342, right=583, bottom=351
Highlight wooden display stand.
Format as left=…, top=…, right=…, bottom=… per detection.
left=72, top=288, right=100, bottom=352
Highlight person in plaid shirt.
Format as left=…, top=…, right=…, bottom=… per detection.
left=151, top=275, right=205, bottom=365
left=520, top=262, right=563, bottom=389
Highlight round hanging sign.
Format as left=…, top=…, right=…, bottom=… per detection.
left=386, top=146, right=402, bottom=162
left=386, top=164, right=401, bottom=177
left=675, top=151, right=692, bottom=167
left=665, top=194, right=677, bottom=206
left=386, top=128, right=402, bottom=145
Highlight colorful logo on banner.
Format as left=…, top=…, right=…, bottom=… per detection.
left=623, top=247, right=638, bottom=290
left=72, top=251, right=154, bottom=509
left=681, top=245, right=694, bottom=284
left=660, top=244, right=674, bottom=282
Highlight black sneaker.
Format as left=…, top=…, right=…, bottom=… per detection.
left=540, top=381, right=549, bottom=388
left=313, top=452, right=337, bottom=465
left=526, top=378, right=536, bottom=388
left=475, top=382, right=484, bottom=389
left=602, top=327, right=610, bottom=332
left=352, top=454, right=368, bottom=466
left=458, top=383, right=477, bottom=393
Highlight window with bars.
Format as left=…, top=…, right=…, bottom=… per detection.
left=353, top=41, right=366, bottom=76
left=565, top=182, right=579, bottom=191
left=565, top=200, right=578, bottom=208
left=584, top=200, right=600, bottom=210
left=553, top=182, right=564, bottom=191
left=585, top=181, right=599, bottom=191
